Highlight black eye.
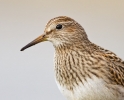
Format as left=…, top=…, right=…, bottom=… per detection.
left=56, top=24, right=62, bottom=29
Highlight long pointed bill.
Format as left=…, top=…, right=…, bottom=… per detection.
left=20, top=34, right=47, bottom=51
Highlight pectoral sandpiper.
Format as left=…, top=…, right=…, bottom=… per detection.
left=21, top=16, right=124, bottom=100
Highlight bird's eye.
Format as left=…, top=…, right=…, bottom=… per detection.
left=56, top=24, right=62, bottom=29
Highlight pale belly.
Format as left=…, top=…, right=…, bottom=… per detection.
left=55, top=77, right=118, bottom=100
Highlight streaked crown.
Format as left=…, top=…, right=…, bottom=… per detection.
left=44, top=16, right=88, bottom=47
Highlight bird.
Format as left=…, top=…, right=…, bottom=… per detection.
left=20, top=16, right=124, bottom=100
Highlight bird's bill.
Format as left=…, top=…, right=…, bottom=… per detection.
left=20, top=34, right=47, bottom=51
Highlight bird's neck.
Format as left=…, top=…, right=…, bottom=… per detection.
left=54, top=41, right=100, bottom=89
left=54, top=40, right=96, bottom=55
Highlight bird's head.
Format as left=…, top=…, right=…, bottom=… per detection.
left=21, top=16, right=88, bottom=51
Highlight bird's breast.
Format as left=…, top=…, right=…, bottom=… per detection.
left=54, top=50, right=119, bottom=100
left=55, top=75, right=118, bottom=100
left=54, top=51, right=118, bottom=100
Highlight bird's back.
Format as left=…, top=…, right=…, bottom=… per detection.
left=94, top=44, right=124, bottom=86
